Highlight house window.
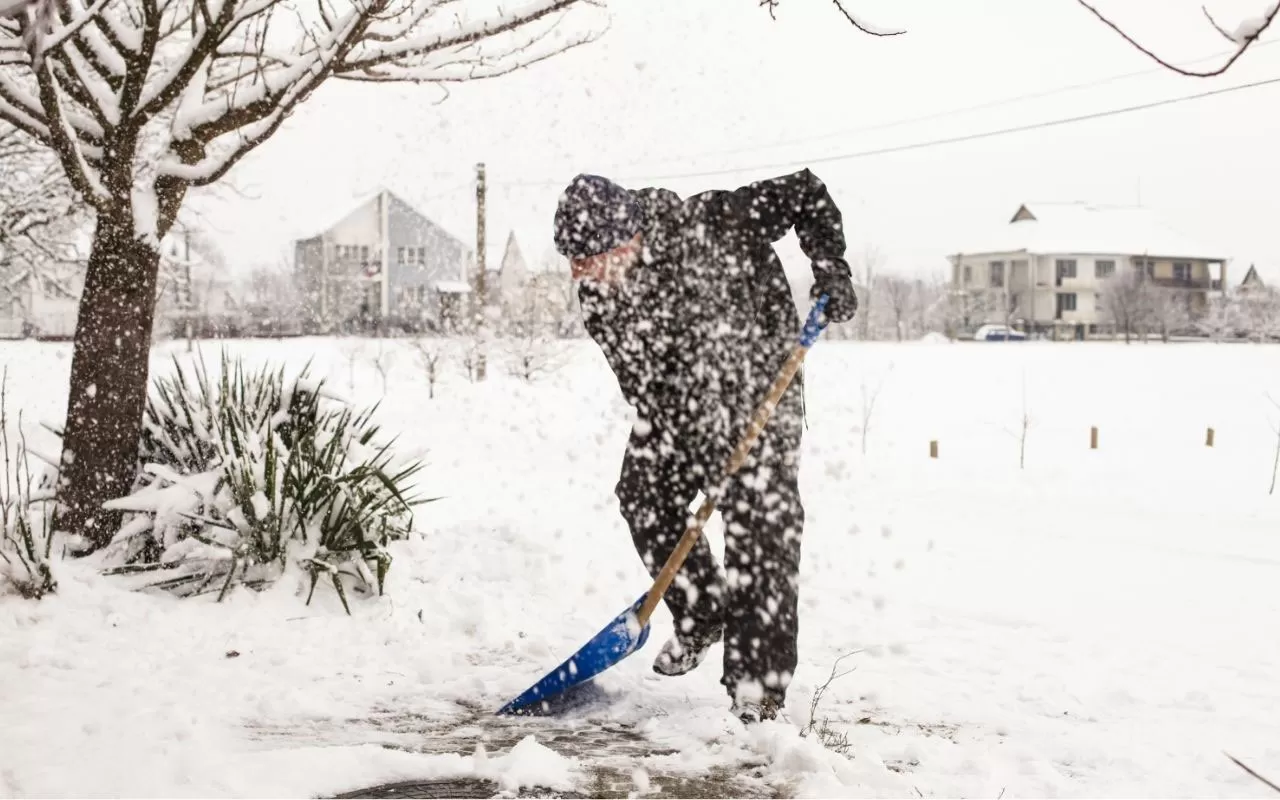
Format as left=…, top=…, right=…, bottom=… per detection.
left=1056, top=293, right=1077, bottom=318
left=989, top=261, right=1005, bottom=288
left=1173, top=262, right=1191, bottom=282
left=1055, top=259, right=1077, bottom=281
left=397, top=247, right=406, bottom=263
left=1096, top=260, right=1116, bottom=279
left=360, top=245, right=370, bottom=263
left=963, top=265, right=972, bottom=284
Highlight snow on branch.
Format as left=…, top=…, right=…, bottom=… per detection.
left=1078, top=0, right=1279, bottom=77
left=1, top=0, right=601, bottom=226
left=759, top=0, right=906, bottom=36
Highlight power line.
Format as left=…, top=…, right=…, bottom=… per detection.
left=611, top=39, right=1280, bottom=171
left=496, top=74, right=1280, bottom=187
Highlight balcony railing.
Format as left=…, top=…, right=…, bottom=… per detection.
left=1147, top=276, right=1215, bottom=290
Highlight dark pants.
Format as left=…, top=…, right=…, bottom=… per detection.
left=615, top=375, right=805, bottom=706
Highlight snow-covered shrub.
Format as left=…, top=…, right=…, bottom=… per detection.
left=103, top=353, right=428, bottom=612
left=0, top=375, right=56, bottom=598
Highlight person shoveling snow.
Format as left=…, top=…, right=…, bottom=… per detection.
left=552, top=169, right=857, bottom=724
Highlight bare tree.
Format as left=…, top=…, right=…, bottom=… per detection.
left=408, top=336, right=444, bottom=398
left=0, top=123, right=87, bottom=279
left=1076, top=0, right=1279, bottom=77
left=1100, top=270, right=1152, bottom=344
left=503, top=326, right=568, bottom=382
left=851, top=244, right=882, bottom=341
left=1239, top=288, right=1280, bottom=343
left=0, top=0, right=605, bottom=549
left=235, top=262, right=304, bottom=335
left=877, top=275, right=915, bottom=341
left=859, top=364, right=892, bottom=456
left=1198, top=292, right=1243, bottom=342
left=1147, top=289, right=1192, bottom=343
left=1268, top=393, right=1280, bottom=496
left=1002, top=371, right=1032, bottom=470
left=370, top=338, right=394, bottom=397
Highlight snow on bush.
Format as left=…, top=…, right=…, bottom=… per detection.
left=0, top=374, right=57, bottom=598
left=98, top=353, right=428, bottom=612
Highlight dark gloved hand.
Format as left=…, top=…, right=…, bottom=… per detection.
left=810, top=258, right=858, bottom=324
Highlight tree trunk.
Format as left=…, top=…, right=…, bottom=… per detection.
left=54, top=210, right=162, bottom=550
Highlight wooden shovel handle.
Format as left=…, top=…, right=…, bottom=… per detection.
left=635, top=296, right=830, bottom=627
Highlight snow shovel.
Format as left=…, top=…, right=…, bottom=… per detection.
left=496, top=294, right=833, bottom=716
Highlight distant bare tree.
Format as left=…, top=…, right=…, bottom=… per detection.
left=877, top=275, right=915, bottom=341
left=503, top=327, right=569, bottom=382
left=1147, top=290, right=1192, bottom=343
left=1001, top=291, right=1022, bottom=336
left=1239, top=289, right=1280, bottom=343
left=1197, top=293, right=1243, bottom=343
left=1100, top=270, right=1152, bottom=344
left=859, top=364, right=892, bottom=455
left=370, top=340, right=395, bottom=397
left=409, top=337, right=444, bottom=399
left=853, top=245, right=883, bottom=341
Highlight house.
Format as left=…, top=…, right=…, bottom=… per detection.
left=949, top=203, right=1229, bottom=339
left=1237, top=264, right=1268, bottom=296
left=0, top=265, right=80, bottom=339
left=293, top=189, right=472, bottom=333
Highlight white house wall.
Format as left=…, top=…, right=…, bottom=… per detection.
left=385, top=194, right=470, bottom=320
left=956, top=251, right=1135, bottom=327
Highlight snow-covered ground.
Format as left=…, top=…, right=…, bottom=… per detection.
left=3, top=335, right=1279, bottom=798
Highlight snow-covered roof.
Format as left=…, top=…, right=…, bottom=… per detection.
left=955, top=203, right=1229, bottom=262
left=295, top=187, right=469, bottom=249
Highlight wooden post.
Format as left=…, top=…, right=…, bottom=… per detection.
left=929, top=440, right=938, bottom=459
left=474, top=162, right=487, bottom=381
left=1090, top=426, right=1098, bottom=450
left=1206, top=427, right=1215, bottom=447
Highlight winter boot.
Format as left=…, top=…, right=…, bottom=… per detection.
left=731, top=697, right=781, bottom=725
left=652, top=625, right=722, bottom=677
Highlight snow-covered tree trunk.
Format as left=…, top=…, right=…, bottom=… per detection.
left=58, top=206, right=164, bottom=547
left=1, top=0, right=603, bottom=550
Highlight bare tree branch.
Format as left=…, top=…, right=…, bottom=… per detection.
left=1077, top=0, right=1279, bottom=77
left=758, top=0, right=904, bottom=35
left=829, top=0, right=904, bottom=36
left=27, top=42, right=108, bottom=204
left=1225, top=752, right=1280, bottom=795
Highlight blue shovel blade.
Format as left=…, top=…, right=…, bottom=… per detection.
left=496, top=593, right=653, bottom=716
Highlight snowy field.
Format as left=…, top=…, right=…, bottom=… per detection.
left=3, top=334, right=1280, bottom=798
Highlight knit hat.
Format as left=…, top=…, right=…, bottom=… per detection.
left=553, top=174, right=645, bottom=259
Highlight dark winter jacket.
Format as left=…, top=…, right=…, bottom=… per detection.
left=577, top=168, right=849, bottom=476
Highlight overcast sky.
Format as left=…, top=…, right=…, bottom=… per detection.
left=187, top=0, right=1280, bottom=287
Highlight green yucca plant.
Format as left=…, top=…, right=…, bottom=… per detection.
left=103, top=351, right=431, bottom=612
left=0, top=369, right=57, bottom=599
